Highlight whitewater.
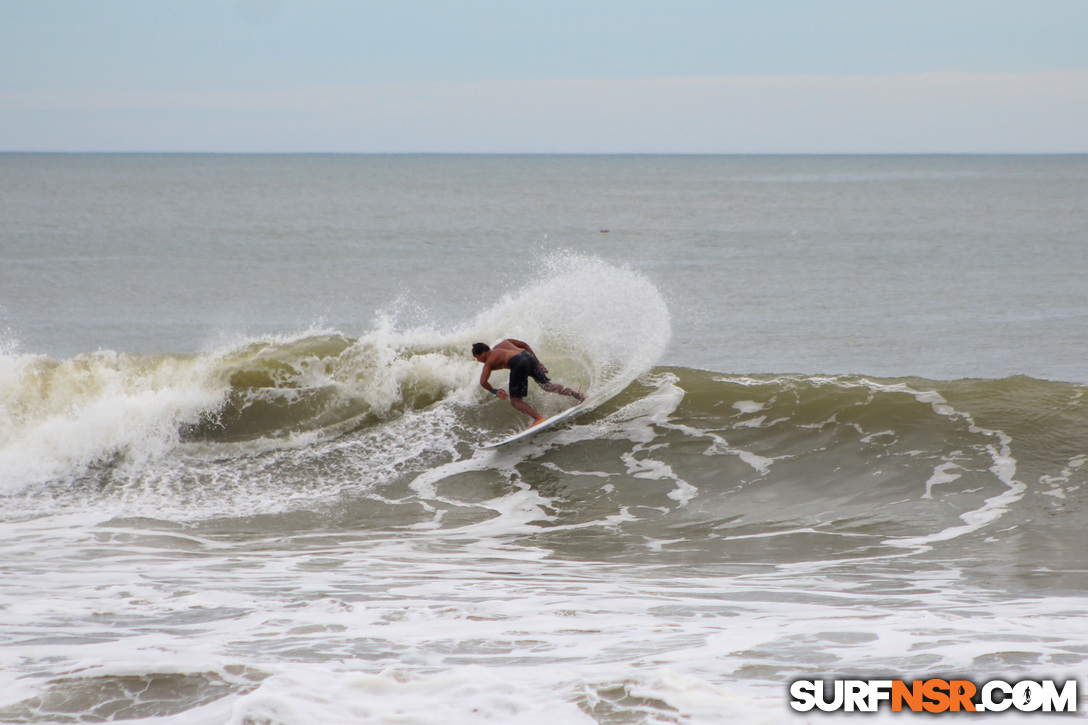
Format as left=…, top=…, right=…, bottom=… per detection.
left=2, top=153, right=1088, bottom=723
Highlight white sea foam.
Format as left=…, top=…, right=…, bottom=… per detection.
left=461, top=252, right=671, bottom=402
left=0, top=348, right=230, bottom=493
left=6, top=518, right=1085, bottom=724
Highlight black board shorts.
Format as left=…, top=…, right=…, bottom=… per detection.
left=508, top=351, right=550, bottom=398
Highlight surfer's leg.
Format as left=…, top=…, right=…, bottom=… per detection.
left=540, top=382, right=586, bottom=402
left=510, top=397, right=547, bottom=426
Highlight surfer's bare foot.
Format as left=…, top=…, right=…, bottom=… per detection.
left=530, top=417, right=547, bottom=427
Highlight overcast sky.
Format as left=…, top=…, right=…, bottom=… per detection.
left=2, top=1, right=1087, bottom=153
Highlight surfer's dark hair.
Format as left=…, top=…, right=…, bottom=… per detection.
left=471, top=342, right=490, bottom=357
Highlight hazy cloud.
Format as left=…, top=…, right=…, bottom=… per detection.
left=3, top=71, right=1087, bottom=153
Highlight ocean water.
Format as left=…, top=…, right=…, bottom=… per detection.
left=1, top=154, right=1087, bottom=723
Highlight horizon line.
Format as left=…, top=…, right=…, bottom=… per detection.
left=4, top=150, right=1087, bottom=157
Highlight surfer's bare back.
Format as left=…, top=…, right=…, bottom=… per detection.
left=472, top=339, right=585, bottom=426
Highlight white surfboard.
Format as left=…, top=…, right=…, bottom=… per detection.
left=481, top=400, right=589, bottom=449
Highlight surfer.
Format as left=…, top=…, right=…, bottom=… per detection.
left=472, top=339, right=585, bottom=426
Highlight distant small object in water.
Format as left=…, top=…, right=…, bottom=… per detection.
left=600, top=229, right=610, bottom=233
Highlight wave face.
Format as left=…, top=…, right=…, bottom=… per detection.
left=599, top=370, right=1088, bottom=573
left=5, top=335, right=1087, bottom=575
